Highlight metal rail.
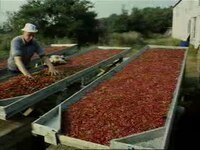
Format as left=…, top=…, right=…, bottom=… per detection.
left=0, top=46, right=131, bottom=120
left=32, top=45, right=188, bottom=149
left=0, top=44, right=78, bottom=81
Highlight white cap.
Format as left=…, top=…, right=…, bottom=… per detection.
left=21, top=23, right=38, bottom=33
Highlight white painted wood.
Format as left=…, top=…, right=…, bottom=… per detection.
left=59, top=135, right=110, bottom=149
left=98, top=46, right=131, bottom=50
left=50, top=44, right=77, bottom=47
left=32, top=45, right=187, bottom=149
left=173, top=0, right=200, bottom=48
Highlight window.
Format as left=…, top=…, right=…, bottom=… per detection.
left=192, top=17, right=197, bottom=38
left=188, top=20, right=191, bottom=34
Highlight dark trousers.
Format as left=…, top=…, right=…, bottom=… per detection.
left=7, top=69, right=21, bottom=75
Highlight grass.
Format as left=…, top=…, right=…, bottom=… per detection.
left=108, top=31, right=144, bottom=46
left=0, top=35, right=73, bottom=60
left=102, top=32, right=182, bottom=51
left=183, top=45, right=199, bottom=89
left=144, top=36, right=181, bottom=46
left=37, top=36, right=73, bottom=47
left=0, top=50, right=9, bottom=60
left=0, top=32, right=185, bottom=61
left=0, top=33, right=13, bottom=60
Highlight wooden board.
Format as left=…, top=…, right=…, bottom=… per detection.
left=0, top=118, right=34, bottom=150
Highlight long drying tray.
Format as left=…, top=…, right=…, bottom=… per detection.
left=32, top=45, right=188, bottom=150
left=31, top=44, right=78, bottom=66
left=0, top=46, right=131, bottom=120
left=0, top=44, right=78, bottom=81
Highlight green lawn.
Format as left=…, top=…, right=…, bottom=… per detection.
left=184, top=46, right=199, bottom=88
left=144, top=36, right=181, bottom=46
left=0, top=50, right=9, bottom=60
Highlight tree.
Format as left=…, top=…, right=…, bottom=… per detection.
left=129, top=8, right=147, bottom=34
left=99, top=14, right=119, bottom=33
left=102, top=8, right=130, bottom=33
left=99, top=7, right=173, bottom=35
left=112, top=7, right=130, bottom=33
left=141, top=7, right=172, bottom=33
left=6, top=0, right=98, bottom=45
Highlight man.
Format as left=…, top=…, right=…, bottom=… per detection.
left=7, top=23, right=59, bottom=78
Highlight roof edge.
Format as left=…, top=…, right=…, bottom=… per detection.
left=173, top=0, right=182, bottom=8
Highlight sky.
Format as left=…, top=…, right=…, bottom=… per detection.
left=90, top=0, right=178, bottom=18
left=0, top=0, right=179, bottom=24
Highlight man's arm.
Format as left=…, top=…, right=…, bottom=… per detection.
left=34, top=40, right=59, bottom=76
left=14, top=56, right=33, bottom=78
left=41, top=56, right=59, bottom=76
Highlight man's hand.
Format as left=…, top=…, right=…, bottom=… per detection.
left=42, top=56, right=60, bottom=76
left=25, top=73, right=34, bottom=79
left=14, top=56, right=33, bottom=78
left=48, top=67, right=60, bottom=76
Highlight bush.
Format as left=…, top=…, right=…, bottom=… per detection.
left=36, top=36, right=73, bottom=47
left=108, top=31, right=144, bottom=46
left=144, top=36, right=181, bottom=46
left=0, top=34, right=13, bottom=51
left=52, top=37, right=73, bottom=45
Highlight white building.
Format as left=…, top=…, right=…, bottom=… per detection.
left=172, top=0, right=200, bottom=48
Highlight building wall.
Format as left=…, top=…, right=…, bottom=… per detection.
left=172, top=0, right=200, bottom=48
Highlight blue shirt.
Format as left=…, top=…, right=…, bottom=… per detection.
left=7, top=36, right=45, bottom=71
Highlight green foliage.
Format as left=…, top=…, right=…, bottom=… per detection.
left=0, top=34, right=13, bottom=51
left=0, top=34, right=13, bottom=59
left=128, top=8, right=147, bottom=33
left=0, top=50, right=9, bottom=60
left=1, top=2, right=173, bottom=48
left=144, top=36, right=181, bottom=46
left=5, top=0, right=98, bottom=45
left=187, top=44, right=198, bottom=57
left=99, top=7, right=172, bottom=35
left=105, top=31, right=144, bottom=46
left=36, top=36, right=73, bottom=47
left=97, top=7, right=173, bottom=47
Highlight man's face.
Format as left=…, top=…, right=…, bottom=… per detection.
left=23, top=32, right=35, bottom=43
